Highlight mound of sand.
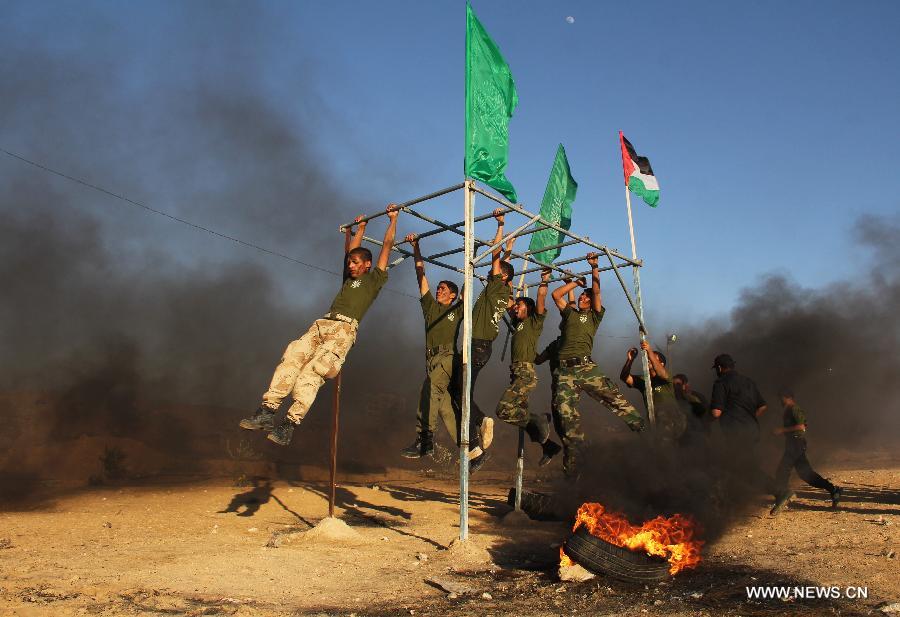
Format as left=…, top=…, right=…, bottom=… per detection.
left=282, top=517, right=366, bottom=546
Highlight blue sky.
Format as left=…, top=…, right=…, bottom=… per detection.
left=3, top=1, right=899, bottom=340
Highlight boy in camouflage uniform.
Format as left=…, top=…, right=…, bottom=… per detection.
left=620, top=340, right=687, bottom=443
left=450, top=208, right=514, bottom=472
left=495, top=269, right=562, bottom=465
left=535, top=290, right=576, bottom=448
left=551, top=253, right=645, bottom=476
left=239, top=205, right=401, bottom=446
left=770, top=390, right=842, bottom=515
left=400, top=233, right=462, bottom=459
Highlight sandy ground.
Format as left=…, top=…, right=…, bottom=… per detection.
left=1, top=458, right=897, bottom=617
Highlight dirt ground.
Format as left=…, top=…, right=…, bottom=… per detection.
left=1, top=452, right=897, bottom=617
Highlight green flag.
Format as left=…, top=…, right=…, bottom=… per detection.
left=465, top=3, right=518, bottom=203
left=528, top=144, right=577, bottom=264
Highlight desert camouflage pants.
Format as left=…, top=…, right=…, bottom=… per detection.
left=495, top=362, right=538, bottom=428
left=262, top=318, right=357, bottom=424
left=554, top=363, right=643, bottom=449
left=416, top=349, right=458, bottom=441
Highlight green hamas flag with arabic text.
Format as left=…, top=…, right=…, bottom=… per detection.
left=528, top=144, right=577, bottom=264
left=465, top=3, right=518, bottom=203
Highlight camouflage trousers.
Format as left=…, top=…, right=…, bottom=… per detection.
left=495, top=362, right=538, bottom=429
left=554, top=363, right=643, bottom=450
left=416, top=349, right=458, bottom=441
left=262, top=318, right=357, bottom=424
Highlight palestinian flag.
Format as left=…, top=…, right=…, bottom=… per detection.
left=619, top=132, right=660, bottom=207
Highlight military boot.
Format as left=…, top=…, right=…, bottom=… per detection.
left=400, top=432, right=434, bottom=459
left=770, top=491, right=795, bottom=516
left=469, top=450, right=491, bottom=474
left=830, top=486, right=843, bottom=509
left=267, top=419, right=296, bottom=446
left=538, top=440, right=562, bottom=466
left=239, top=406, right=276, bottom=431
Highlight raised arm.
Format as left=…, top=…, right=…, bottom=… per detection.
left=346, top=215, right=367, bottom=252
left=376, top=204, right=400, bottom=272
left=620, top=347, right=638, bottom=386
left=586, top=252, right=602, bottom=312
left=490, top=208, right=505, bottom=276
left=640, top=339, right=668, bottom=380
left=536, top=268, right=550, bottom=315
left=407, top=233, right=428, bottom=296
left=551, top=277, right=584, bottom=311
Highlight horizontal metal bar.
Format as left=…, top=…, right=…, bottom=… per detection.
left=472, top=214, right=540, bottom=266
left=339, top=183, right=464, bottom=230
left=362, top=235, right=486, bottom=280
left=523, top=237, right=582, bottom=257
left=400, top=206, right=511, bottom=244
left=518, top=251, right=632, bottom=277
left=469, top=185, right=643, bottom=268
left=522, top=262, right=627, bottom=287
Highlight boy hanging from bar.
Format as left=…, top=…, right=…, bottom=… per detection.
left=620, top=340, right=687, bottom=444
left=239, top=205, right=401, bottom=446
left=451, top=207, right=515, bottom=472
left=400, top=233, right=462, bottom=459
left=551, top=253, right=645, bottom=476
left=535, top=288, right=576, bottom=451
left=495, top=268, right=562, bottom=465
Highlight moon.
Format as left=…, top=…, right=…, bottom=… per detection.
left=566, top=15, right=575, bottom=24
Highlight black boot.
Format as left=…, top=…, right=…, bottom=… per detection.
left=469, top=450, right=491, bottom=474
left=770, top=491, right=795, bottom=516
left=400, top=432, right=434, bottom=459
left=830, top=486, right=842, bottom=509
left=539, top=440, right=562, bottom=466
left=267, top=419, right=296, bottom=446
left=239, top=406, right=276, bottom=431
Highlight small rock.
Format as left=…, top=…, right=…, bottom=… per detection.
left=380, top=536, right=389, bottom=541
left=425, top=577, right=475, bottom=596
left=481, top=592, right=492, bottom=600
left=654, top=599, right=663, bottom=606
left=887, top=551, right=896, bottom=559
left=448, top=593, right=458, bottom=600
left=0, top=539, right=12, bottom=550
left=416, top=552, right=428, bottom=561
left=880, top=602, right=900, bottom=614
left=247, top=527, right=258, bottom=533
left=689, top=592, right=704, bottom=599
left=103, top=522, right=112, bottom=529
left=559, top=562, right=595, bottom=583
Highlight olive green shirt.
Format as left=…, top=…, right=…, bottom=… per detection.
left=472, top=274, right=511, bottom=342
left=511, top=312, right=546, bottom=364
left=783, top=404, right=807, bottom=431
left=631, top=374, right=678, bottom=411
left=557, top=306, right=605, bottom=360
left=327, top=267, right=388, bottom=322
left=420, top=291, right=461, bottom=350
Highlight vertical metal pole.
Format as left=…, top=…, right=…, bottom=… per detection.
left=514, top=428, right=525, bottom=511
left=459, top=180, right=475, bottom=541
left=329, top=373, right=340, bottom=518
left=624, top=185, right=656, bottom=428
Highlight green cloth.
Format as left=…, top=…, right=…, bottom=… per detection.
left=557, top=306, right=604, bottom=360
left=328, top=267, right=387, bottom=322
left=511, top=312, right=546, bottom=364
left=472, top=274, right=510, bottom=341
left=528, top=144, right=578, bottom=264
left=420, top=292, right=461, bottom=350
left=631, top=374, right=678, bottom=411
left=464, top=3, right=518, bottom=203
left=783, top=404, right=807, bottom=430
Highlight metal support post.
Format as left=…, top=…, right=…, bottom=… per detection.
left=459, top=179, right=475, bottom=541
left=514, top=429, right=525, bottom=511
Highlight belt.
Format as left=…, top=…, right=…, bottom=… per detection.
left=323, top=312, right=358, bottom=326
left=559, top=356, right=593, bottom=368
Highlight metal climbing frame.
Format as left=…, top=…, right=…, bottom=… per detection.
left=338, top=179, right=653, bottom=541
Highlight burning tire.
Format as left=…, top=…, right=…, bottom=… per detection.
left=563, top=526, right=671, bottom=584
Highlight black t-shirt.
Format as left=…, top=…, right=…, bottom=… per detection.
left=710, top=371, right=766, bottom=431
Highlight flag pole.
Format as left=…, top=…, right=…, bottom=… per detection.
left=623, top=156, right=656, bottom=429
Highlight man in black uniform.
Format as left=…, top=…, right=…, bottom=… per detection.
left=770, top=389, right=842, bottom=515
left=709, top=353, right=773, bottom=493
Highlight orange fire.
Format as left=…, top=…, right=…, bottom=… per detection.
left=566, top=502, right=704, bottom=575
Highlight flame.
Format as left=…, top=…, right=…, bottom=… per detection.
left=559, top=546, right=575, bottom=568
left=567, top=502, right=704, bottom=575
